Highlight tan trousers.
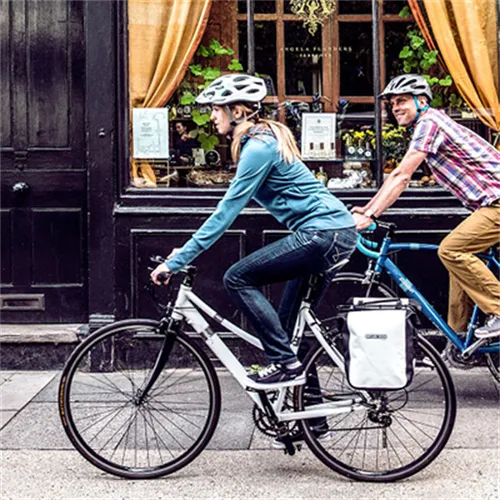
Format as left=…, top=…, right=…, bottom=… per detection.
left=438, top=203, right=500, bottom=332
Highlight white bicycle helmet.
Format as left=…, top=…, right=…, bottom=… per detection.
left=196, top=74, right=267, bottom=105
left=380, top=74, right=433, bottom=102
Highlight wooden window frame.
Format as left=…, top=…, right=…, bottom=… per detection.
left=236, top=1, right=412, bottom=111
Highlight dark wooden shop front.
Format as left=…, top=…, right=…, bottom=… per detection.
left=0, top=1, right=472, bottom=331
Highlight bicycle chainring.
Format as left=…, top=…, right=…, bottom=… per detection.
left=442, top=341, right=481, bottom=369
left=252, top=404, right=280, bottom=437
left=251, top=390, right=296, bottom=437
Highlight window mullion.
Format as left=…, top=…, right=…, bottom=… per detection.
left=277, top=0, right=285, bottom=119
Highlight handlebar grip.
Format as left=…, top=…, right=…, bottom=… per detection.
left=156, top=272, right=171, bottom=284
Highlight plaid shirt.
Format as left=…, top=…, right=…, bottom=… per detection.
left=409, top=108, right=500, bottom=211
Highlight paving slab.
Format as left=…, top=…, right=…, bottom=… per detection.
left=0, top=411, right=17, bottom=430
left=0, top=371, right=57, bottom=410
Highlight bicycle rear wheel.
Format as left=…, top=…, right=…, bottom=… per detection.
left=485, top=351, right=500, bottom=383
left=297, top=335, right=456, bottom=482
left=59, top=319, right=221, bottom=479
left=328, top=272, right=396, bottom=302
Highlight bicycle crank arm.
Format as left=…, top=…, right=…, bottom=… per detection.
left=462, top=337, right=488, bottom=358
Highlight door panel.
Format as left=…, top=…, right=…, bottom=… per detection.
left=0, top=0, right=87, bottom=322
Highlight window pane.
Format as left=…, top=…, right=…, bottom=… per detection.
left=238, top=21, right=277, bottom=92
left=338, top=0, right=372, bottom=15
left=238, top=0, right=276, bottom=14
left=284, top=21, right=323, bottom=95
left=339, top=23, right=373, bottom=96
left=384, top=0, right=409, bottom=15
left=385, top=22, right=409, bottom=81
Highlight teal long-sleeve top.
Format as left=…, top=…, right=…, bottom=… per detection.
left=167, top=131, right=355, bottom=273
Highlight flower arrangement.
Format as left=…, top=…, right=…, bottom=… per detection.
left=342, top=127, right=375, bottom=160
left=342, top=124, right=411, bottom=166
left=380, top=124, right=411, bottom=166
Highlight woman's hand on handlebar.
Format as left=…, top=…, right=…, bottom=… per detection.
left=150, top=261, right=173, bottom=286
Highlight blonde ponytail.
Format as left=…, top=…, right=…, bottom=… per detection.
left=230, top=106, right=301, bottom=164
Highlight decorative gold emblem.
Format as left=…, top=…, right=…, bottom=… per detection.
left=290, top=0, right=337, bottom=35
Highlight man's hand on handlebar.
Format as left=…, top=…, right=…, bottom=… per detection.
left=352, top=212, right=374, bottom=232
left=351, top=206, right=366, bottom=215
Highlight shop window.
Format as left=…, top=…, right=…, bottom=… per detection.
left=338, top=0, right=372, bottom=15
left=284, top=22, right=322, bottom=95
left=128, top=0, right=416, bottom=190
left=238, top=0, right=276, bottom=14
left=384, top=22, right=409, bottom=82
left=339, top=22, right=373, bottom=97
left=238, top=21, right=278, bottom=93
left=384, top=0, right=409, bottom=15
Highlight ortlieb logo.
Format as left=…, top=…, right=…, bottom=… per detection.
left=365, top=334, right=388, bottom=340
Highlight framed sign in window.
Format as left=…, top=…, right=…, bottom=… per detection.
left=301, top=113, right=336, bottom=161
left=132, top=108, right=170, bottom=159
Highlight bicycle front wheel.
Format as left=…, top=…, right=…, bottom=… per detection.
left=297, top=335, right=456, bottom=482
left=59, top=319, right=221, bottom=479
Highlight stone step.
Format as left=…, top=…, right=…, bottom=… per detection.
left=0, top=324, right=83, bottom=370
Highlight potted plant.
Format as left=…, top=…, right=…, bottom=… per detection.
left=172, top=39, right=243, bottom=152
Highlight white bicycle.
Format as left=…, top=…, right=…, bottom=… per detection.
left=58, top=261, right=456, bottom=482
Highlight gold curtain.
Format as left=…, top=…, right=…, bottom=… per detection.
left=409, top=0, right=500, bottom=133
left=128, top=0, right=212, bottom=185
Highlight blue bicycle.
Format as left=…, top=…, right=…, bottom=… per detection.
left=326, top=220, right=500, bottom=383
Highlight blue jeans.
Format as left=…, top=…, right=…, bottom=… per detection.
left=223, top=227, right=357, bottom=364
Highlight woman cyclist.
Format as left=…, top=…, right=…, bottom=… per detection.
left=151, top=74, right=356, bottom=386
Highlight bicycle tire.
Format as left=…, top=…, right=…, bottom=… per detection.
left=296, top=335, right=456, bottom=482
left=485, top=352, right=500, bottom=383
left=59, top=319, right=221, bottom=479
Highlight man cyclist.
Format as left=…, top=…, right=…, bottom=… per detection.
left=352, top=74, right=500, bottom=339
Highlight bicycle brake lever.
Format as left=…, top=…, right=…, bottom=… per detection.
left=150, top=255, right=166, bottom=265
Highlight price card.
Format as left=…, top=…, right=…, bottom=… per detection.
left=301, top=113, right=336, bottom=161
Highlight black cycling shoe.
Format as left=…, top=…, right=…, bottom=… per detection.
left=248, top=362, right=305, bottom=385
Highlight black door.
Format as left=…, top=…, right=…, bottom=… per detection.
left=0, top=0, right=87, bottom=322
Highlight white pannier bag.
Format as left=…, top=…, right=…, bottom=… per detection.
left=343, top=298, right=415, bottom=390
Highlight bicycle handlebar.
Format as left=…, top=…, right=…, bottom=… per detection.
left=356, top=220, right=397, bottom=259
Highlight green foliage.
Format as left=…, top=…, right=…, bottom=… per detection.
left=179, top=90, right=196, bottom=105
left=396, top=8, right=465, bottom=110
left=228, top=59, right=244, bottom=72
left=191, top=108, right=211, bottom=126
left=197, top=132, right=219, bottom=151
left=173, top=39, right=243, bottom=151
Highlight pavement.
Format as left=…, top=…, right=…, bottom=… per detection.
left=0, top=367, right=499, bottom=500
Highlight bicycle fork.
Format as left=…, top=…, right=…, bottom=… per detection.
left=134, top=316, right=179, bottom=405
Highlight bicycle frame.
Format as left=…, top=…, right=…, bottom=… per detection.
left=170, top=280, right=367, bottom=421
left=358, top=234, right=500, bottom=356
